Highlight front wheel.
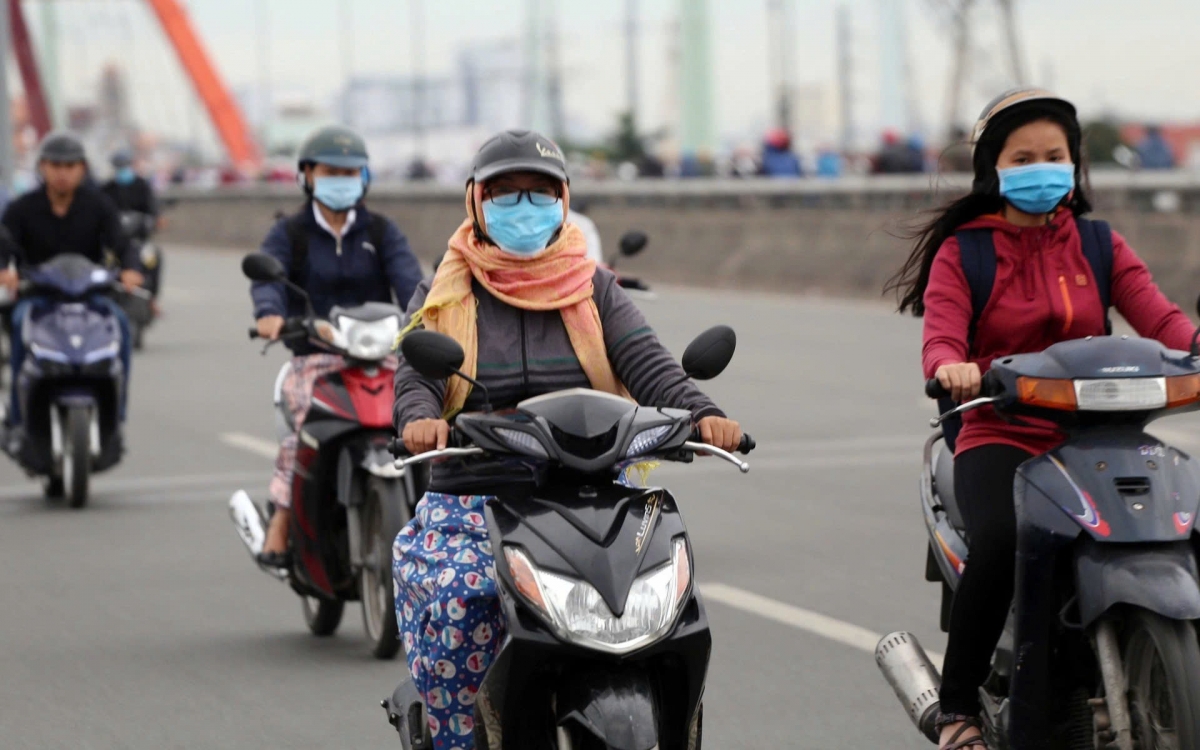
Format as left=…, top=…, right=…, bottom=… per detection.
left=1124, top=609, right=1200, bottom=749
left=301, top=596, right=344, bottom=637
left=359, top=476, right=410, bottom=660
left=63, top=405, right=90, bottom=508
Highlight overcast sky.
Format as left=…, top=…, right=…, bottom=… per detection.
left=36, top=0, right=1200, bottom=149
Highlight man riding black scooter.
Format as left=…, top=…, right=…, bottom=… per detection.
left=0, top=132, right=142, bottom=441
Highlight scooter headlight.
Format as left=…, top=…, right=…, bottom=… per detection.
left=338, top=315, right=400, bottom=361
left=503, top=537, right=692, bottom=655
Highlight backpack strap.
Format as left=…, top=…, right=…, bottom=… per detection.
left=955, top=228, right=998, bottom=344
left=1075, top=217, right=1114, bottom=334
left=938, top=228, right=998, bottom=453
left=283, top=207, right=309, bottom=290
left=366, top=211, right=388, bottom=253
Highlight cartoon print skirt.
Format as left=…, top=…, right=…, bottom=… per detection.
left=393, top=492, right=500, bottom=749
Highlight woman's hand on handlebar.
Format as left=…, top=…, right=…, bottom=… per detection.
left=256, top=315, right=284, bottom=341
left=698, top=416, right=742, bottom=454
left=935, top=362, right=982, bottom=403
left=0, top=268, right=18, bottom=295
left=403, top=418, right=451, bottom=455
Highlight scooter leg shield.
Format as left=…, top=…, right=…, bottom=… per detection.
left=556, top=668, right=660, bottom=750
left=383, top=678, right=432, bottom=750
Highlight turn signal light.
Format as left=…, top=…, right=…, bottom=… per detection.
left=1167, top=374, right=1200, bottom=408
left=1016, top=377, right=1078, bottom=410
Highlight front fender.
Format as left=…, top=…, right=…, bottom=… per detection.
left=335, top=437, right=397, bottom=507
left=1075, top=539, right=1200, bottom=626
left=556, top=667, right=659, bottom=750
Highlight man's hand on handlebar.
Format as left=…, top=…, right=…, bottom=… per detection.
left=256, top=315, right=285, bottom=341
left=404, top=418, right=451, bottom=455
left=0, top=268, right=18, bottom=295
left=698, top=416, right=742, bottom=454
left=935, top=362, right=982, bottom=403
left=119, top=269, right=145, bottom=292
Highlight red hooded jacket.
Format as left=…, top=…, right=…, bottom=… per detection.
left=922, top=210, right=1194, bottom=456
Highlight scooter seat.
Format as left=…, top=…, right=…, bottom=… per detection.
left=934, top=443, right=968, bottom=533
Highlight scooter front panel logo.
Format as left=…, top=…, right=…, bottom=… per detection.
left=1175, top=511, right=1194, bottom=535
left=1049, top=456, right=1111, bottom=537
left=634, top=492, right=663, bottom=554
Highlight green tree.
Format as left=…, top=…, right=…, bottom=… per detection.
left=1082, top=119, right=1124, bottom=164
left=610, top=111, right=646, bottom=163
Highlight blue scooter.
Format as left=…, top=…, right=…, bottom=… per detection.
left=5, top=254, right=136, bottom=507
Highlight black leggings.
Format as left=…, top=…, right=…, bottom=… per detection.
left=939, top=443, right=1034, bottom=716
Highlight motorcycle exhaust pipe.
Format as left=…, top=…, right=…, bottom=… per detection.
left=875, top=631, right=942, bottom=743
left=229, top=490, right=266, bottom=557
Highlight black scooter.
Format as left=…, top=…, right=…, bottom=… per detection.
left=382, top=326, right=754, bottom=750
left=878, top=317, right=1200, bottom=749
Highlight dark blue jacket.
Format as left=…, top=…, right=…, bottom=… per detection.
left=251, top=202, right=423, bottom=354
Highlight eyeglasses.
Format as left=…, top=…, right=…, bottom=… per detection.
left=485, top=187, right=561, bottom=208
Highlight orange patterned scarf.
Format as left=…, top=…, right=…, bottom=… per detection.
left=404, top=218, right=628, bottom=417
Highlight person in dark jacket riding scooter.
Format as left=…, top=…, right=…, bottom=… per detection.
left=391, top=129, right=743, bottom=749
left=250, top=124, right=423, bottom=568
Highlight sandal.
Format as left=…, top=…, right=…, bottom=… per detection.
left=936, top=714, right=987, bottom=750
left=256, top=549, right=291, bottom=570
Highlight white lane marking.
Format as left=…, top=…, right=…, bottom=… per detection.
left=220, top=432, right=278, bottom=459
left=702, top=582, right=944, bottom=668
left=0, top=471, right=263, bottom=500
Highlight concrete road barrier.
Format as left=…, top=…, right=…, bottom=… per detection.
left=161, top=174, right=1200, bottom=306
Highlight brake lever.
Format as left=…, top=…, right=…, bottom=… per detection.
left=681, top=441, right=750, bottom=473
left=929, top=396, right=1002, bottom=428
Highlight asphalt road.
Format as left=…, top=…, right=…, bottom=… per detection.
left=2, top=247, right=1198, bottom=749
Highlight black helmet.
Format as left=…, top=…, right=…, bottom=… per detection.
left=110, top=149, right=133, bottom=168
left=37, top=131, right=87, bottom=164
left=469, top=129, right=568, bottom=186
left=969, top=87, right=1083, bottom=196
left=297, top=125, right=369, bottom=170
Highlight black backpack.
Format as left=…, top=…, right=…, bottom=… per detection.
left=278, top=207, right=389, bottom=291
left=938, top=218, right=1114, bottom=451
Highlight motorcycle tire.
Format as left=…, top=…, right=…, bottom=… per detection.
left=360, top=476, right=409, bottom=660
left=301, top=596, right=344, bottom=637
left=132, top=321, right=144, bottom=351
left=1124, top=608, right=1200, bottom=749
left=63, top=405, right=90, bottom=509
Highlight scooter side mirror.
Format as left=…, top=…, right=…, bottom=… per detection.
left=618, top=231, right=649, bottom=258
left=401, top=330, right=466, bottom=380
left=681, top=325, right=736, bottom=381
left=242, top=253, right=286, bottom=282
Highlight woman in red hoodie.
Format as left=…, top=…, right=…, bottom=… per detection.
left=887, top=89, right=1195, bottom=749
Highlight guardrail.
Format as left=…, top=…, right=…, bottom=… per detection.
left=163, top=170, right=1200, bottom=213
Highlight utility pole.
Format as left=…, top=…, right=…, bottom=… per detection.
left=624, top=0, right=638, bottom=123
left=38, top=0, right=62, bottom=129
left=255, top=0, right=272, bottom=138
left=0, top=1, right=14, bottom=191
left=836, top=3, right=854, bottom=152
left=340, top=0, right=354, bottom=121
left=410, top=0, right=426, bottom=163
left=997, top=0, right=1026, bottom=84
left=767, top=0, right=796, bottom=134
left=544, top=0, right=564, bottom=140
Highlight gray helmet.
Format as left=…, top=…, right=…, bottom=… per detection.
left=469, top=129, right=568, bottom=186
left=38, top=131, right=87, bottom=164
left=110, top=149, right=133, bottom=168
left=297, top=125, right=369, bottom=170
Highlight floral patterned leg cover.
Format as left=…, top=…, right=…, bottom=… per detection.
left=394, top=493, right=501, bottom=750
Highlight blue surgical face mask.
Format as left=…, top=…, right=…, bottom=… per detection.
left=114, top=167, right=135, bottom=185
left=312, top=175, right=363, bottom=211
left=482, top=197, right=564, bottom=256
left=998, top=162, right=1075, bottom=215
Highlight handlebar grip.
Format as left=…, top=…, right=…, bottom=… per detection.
left=388, top=436, right=409, bottom=458
left=248, top=327, right=261, bottom=340
left=738, top=433, right=756, bottom=454
left=925, top=378, right=950, bottom=399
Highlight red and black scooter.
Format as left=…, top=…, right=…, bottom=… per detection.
left=229, top=252, right=418, bottom=659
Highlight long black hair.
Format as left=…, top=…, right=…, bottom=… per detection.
left=884, top=99, right=1093, bottom=316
